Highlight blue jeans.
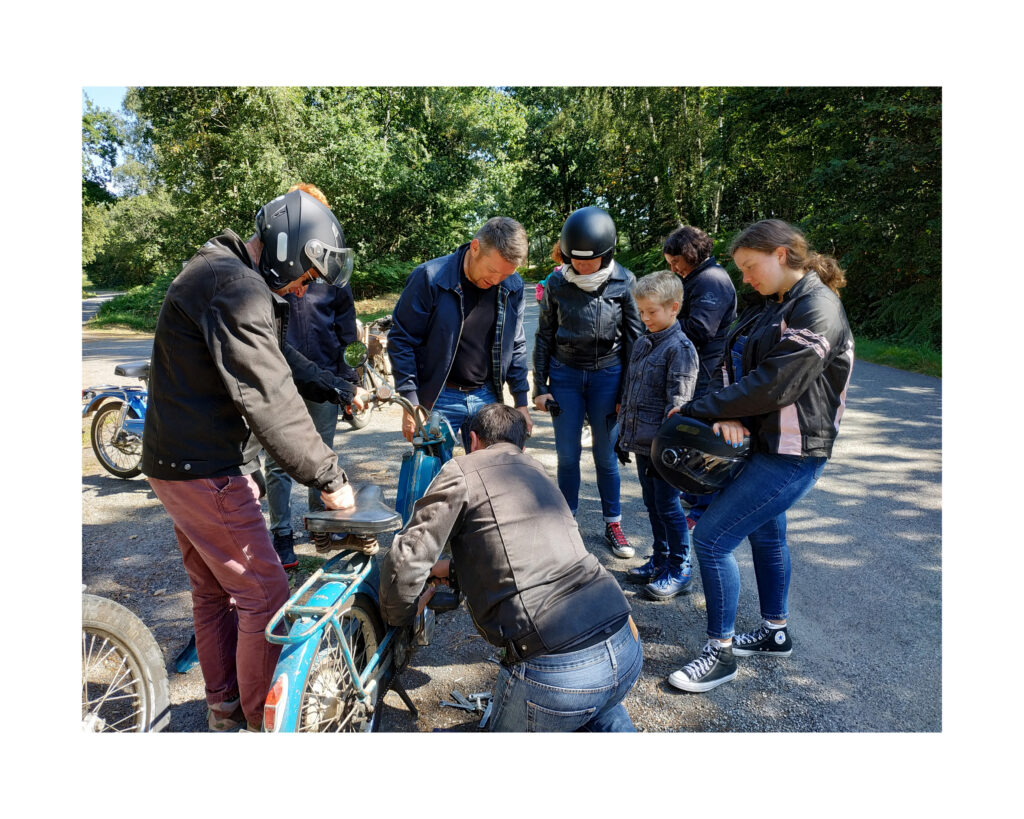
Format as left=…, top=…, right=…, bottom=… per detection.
left=548, top=360, right=622, bottom=521
left=693, top=452, right=827, bottom=639
left=635, top=454, right=692, bottom=571
left=431, top=384, right=498, bottom=451
left=487, top=618, right=643, bottom=732
left=265, top=398, right=339, bottom=534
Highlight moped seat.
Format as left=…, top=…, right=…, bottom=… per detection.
left=115, top=360, right=150, bottom=379
left=304, top=484, right=403, bottom=535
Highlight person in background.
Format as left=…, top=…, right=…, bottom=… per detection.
left=616, top=271, right=698, bottom=601
left=263, top=183, right=362, bottom=567
left=535, top=241, right=563, bottom=302
left=666, top=219, right=854, bottom=694
left=533, top=206, right=644, bottom=558
left=387, top=217, right=533, bottom=451
left=662, top=225, right=737, bottom=398
left=662, top=225, right=738, bottom=529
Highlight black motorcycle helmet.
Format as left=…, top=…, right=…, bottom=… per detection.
left=559, top=206, right=617, bottom=270
left=255, top=190, right=354, bottom=290
left=651, top=417, right=750, bottom=494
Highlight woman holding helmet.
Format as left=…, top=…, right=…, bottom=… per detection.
left=533, top=207, right=643, bottom=556
left=664, top=219, right=854, bottom=694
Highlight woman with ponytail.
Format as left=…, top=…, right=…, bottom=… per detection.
left=666, top=219, right=855, bottom=694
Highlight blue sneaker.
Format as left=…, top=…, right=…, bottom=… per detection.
left=643, top=563, right=692, bottom=601
left=626, top=556, right=667, bottom=584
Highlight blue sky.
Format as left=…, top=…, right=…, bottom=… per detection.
left=83, top=86, right=127, bottom=113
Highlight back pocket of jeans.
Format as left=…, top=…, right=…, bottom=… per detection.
left=526, top=700, right=597, bottom=732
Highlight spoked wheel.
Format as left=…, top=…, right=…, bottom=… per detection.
left=90, top=402, right=143, bottom=479
left=82, top=595, right=170, bottom=732
left=296, top=594, right=385, bottom=732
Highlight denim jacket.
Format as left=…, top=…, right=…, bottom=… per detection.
left=617, top=323, right=699, bottom=456
left=387, top=244, right=530, bottom=410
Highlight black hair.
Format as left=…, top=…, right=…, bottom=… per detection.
left=469, top=404, right=527, bottom=450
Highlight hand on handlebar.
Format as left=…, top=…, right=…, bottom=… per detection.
left=401, top=408, right=417, bottom=442
left=348, top=385, right=371, bottom=412
left=321, top=482, right=355, bottom=510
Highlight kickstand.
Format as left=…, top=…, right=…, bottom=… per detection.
left=392, top=678, right=419, bottom=719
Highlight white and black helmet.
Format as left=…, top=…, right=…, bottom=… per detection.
left=255, top=190, right=354, bottom=290
left=559, top=206, right=617, bottom=269
left=651, top=417, right=750, bottom=494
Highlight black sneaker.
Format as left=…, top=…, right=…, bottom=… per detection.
left=626, top=556, right=665, bottom=584
left=668, top=640, right=737, bottom=692
left=732, top=620, right=792, bottom=657
left=272, top=531, right=298, bottom=569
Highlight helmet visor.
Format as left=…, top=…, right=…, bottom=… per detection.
left=305, top=240, right=354, bottom=287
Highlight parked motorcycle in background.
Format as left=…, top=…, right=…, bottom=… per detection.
left=346, top=316, right=393, bottom=430
left=82, top=361, right=149, bottom=479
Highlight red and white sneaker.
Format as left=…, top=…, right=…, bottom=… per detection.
left=604, top=522, right=635, bottom=558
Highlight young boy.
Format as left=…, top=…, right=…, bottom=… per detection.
left=616, top=271, right=699, bottom=601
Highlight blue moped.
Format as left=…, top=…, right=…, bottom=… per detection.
left=82, top=361, right=149, bottom=479
left=262, top=342, right=458, bottom=732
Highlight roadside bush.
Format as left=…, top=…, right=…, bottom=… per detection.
left=350, top=257, right=416, bottom=299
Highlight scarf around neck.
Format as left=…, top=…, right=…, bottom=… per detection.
left=563, top=260, right=616, bottom=292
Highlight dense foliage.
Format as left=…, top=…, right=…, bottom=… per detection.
left=83, top=86, right=941, bottom=349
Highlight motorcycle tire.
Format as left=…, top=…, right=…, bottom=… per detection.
left=82, top=594, right=170, bottom=732
left=90, top=402, right=143, bottom=479
left=294, top=593, right=385, bottom=732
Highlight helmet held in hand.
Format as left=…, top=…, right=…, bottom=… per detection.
left=651, top=417, right=750, bottom=494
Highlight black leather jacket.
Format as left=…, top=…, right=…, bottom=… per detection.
left=142, top=231, right=352, bottom=488
left=532, top=261, right=644, bottom=398
left=682, top=272, right=854, bottom=459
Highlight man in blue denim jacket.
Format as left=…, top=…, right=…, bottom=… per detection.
left=387, top=217, right=533, bottom=448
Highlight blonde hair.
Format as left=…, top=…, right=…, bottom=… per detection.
left=729, top=219, right=846, bottom=295
left=633, top=270, right=683, bottom=307
left=288, top=182, right=330, bottom=208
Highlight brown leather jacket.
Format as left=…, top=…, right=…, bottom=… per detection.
left=380, top=442, right=630, bottom=656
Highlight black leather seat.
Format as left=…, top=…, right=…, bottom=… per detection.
left=304, top=484, right=402, bottom=535
left=114, top=360, right=150, bottom=379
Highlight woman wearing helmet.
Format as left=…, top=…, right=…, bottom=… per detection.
left=533, top=206, right=644, bottom=556
left=666, top=219, right=854, bottom=694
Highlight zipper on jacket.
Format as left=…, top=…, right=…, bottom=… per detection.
left=437, top=286, right=466, bottom=406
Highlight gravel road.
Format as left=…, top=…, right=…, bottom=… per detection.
left=81, top=298, right=942, bottom=733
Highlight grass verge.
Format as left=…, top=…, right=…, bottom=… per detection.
left=855, top=339, right=940, bottom=378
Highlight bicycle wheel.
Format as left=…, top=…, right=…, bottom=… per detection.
left=90, top=402, right=143, bottom=479
left=347, top=369, right=374, bottom=430
left=82, top=594, right=170, bottom=732
left=296, top=594, right=385, bottom=732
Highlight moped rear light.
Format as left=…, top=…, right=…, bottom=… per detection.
left=264, top=675, right=288, bottom=732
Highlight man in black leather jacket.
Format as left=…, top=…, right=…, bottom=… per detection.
left=142, top=189, right=368, bottom=732
left=380, top=404, right=643, bottom=732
